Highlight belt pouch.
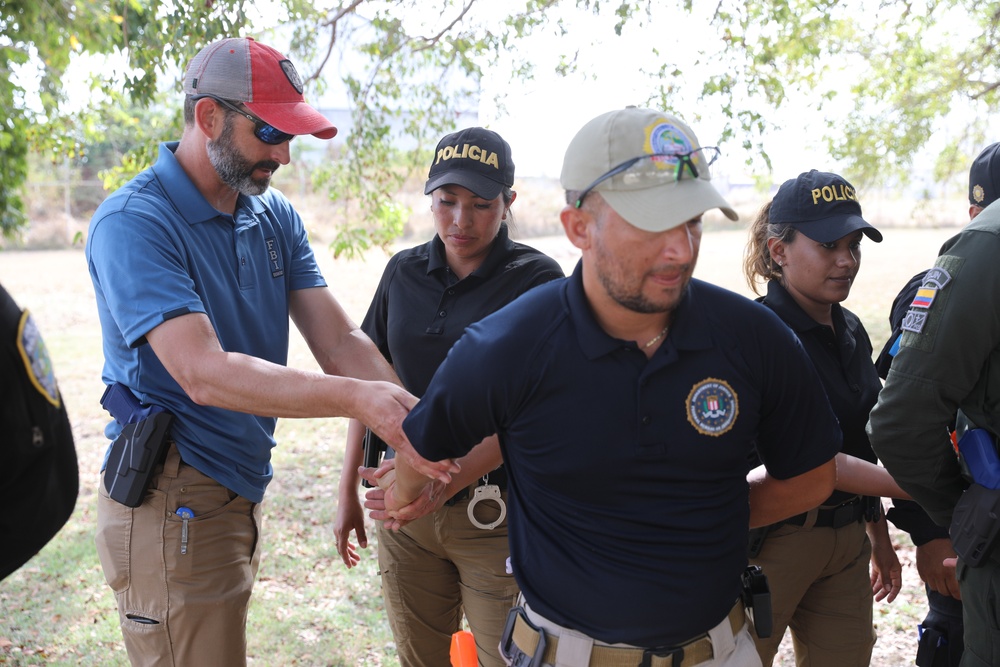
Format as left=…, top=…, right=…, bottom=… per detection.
left=949, top=482, right=1000, bottom=567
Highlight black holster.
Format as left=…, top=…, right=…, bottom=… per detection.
left=103, top=412, right=174, bottom=507
left=741, top=565, right=772, bottom=639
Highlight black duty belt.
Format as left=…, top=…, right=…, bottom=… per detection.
left=501, top=601, right=745, bottom=667
left=445, top=464, right=508, bottom=506
left=783, top=496, right=864, bottom=529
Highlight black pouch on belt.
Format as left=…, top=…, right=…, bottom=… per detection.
left=104, top=411, right=174, bottom=507
left=949, top=482, right=1000, bottom=567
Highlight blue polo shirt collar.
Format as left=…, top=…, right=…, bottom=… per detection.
left=151, top=141, right=266, bottom=225
left=566, top=260, right=715, bottom=360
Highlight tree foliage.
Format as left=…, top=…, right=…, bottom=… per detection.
left=3, top=0, right=998, bottom=243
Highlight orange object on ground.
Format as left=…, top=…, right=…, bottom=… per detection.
left=450, top=630, right=478, bottom=666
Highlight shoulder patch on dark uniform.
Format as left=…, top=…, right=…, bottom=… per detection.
left=17, top=309, right=61, bottom=408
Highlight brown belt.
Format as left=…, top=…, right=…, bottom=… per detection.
left=507, top=601, right=745, bottom=667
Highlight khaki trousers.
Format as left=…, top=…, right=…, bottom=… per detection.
left=749, top=519, right=875, bottom=667
left=96, top=444, right=262, bottom=667
left=378, top=488, right=518, bottom=667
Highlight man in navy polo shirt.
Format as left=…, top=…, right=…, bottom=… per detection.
left=368, top=107, right=841, bottom=666
left=86, top=37, right=453, bottom=666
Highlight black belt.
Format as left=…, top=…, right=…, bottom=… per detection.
left=445, top=464, right=507, bottom=505
left=784, top=496, right=864, bottom=529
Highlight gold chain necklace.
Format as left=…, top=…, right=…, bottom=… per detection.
left=643, top=325, right=670, bottom=349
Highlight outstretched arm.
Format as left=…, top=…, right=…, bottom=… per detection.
left=146, top=308, right=417, bottom=444
left=834, top=453, right=911, bottom=499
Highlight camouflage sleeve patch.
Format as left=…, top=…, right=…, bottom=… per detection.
left=900, top=256, right=963, bottom=354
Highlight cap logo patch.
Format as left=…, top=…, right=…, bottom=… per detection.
left=279, top=60, right=304, bottom=94
left=974, top=184, right=986, bottom=203
left=433, top=143, right=500, bottom=170
left=902, top=267, right=951, bottom=334
left=645, top=121, right=693, bottom=171
left=686, top=378, right=738, bottom=437
left=810, top=183, right=857, bottom=205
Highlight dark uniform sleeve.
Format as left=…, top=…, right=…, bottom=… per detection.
left=868, top=219, right=1000, bottom=525
left=886, top=499, right=951, bottom=543
left=0, top=283, right=79, bottom=580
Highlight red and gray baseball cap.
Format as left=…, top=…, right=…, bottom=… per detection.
left=769, top=170, right=882, bottom=243
left=183, top=37, right=337, bottom=140
left=424, top=127, right=515, bottom=200
left=560, top=107, right=737, bottom=231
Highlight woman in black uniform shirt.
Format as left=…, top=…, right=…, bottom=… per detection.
left=334, top=127, right=563, bottom=667
left=742, top=170, right=902, bottom=667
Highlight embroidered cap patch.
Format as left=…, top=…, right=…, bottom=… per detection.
left=686, top=378, right=738, bottom=437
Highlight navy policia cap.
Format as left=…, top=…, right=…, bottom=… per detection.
left=769, top=169, right=882, bottom=243
left=969, top=142, right=1000, bottom=208
left=424, top=127, right=515, bottom=200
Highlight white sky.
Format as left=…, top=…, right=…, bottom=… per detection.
left=48, top=1, right=942, bottom=188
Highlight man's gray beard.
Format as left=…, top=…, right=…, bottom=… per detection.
left=207, top=116, right=273, bottom=196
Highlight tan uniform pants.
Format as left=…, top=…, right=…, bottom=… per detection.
left=378, top=488, right=518, bottom=667
left=96, top=444, right=262, bottom=667
left=749, top=519, right=875, bottom=667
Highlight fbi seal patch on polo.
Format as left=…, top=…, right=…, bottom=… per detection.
left=17, top=309, right=61, bottom=408
left=902, top=267, right=951, bottom=334
left=686, top=378, right=738, bottom=437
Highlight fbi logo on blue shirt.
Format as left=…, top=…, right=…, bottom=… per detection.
left=686, top=378, right=737, bottom=437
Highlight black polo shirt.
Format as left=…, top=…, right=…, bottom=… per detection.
left=759, top=280, right=882, bottom=505
left=361, top=223, right=564, bottom=397
left=403, top=262, right=841, bottom=646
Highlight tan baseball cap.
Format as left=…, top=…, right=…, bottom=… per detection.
left=561, top=107, right=737, bottom=231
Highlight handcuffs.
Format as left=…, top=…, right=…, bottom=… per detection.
left=467, top=473, right=507, bottom=530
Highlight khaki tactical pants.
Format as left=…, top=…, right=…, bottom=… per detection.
left=96, top=444, right=261, bottom=667
left=749, top=519, right=875, bottom=667
left=378, top=488, right=518, bottom=667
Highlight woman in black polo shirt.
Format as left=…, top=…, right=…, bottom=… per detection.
left=742, top=170, right=902, bottom=666
left=333, top=127, right=563, bottom=667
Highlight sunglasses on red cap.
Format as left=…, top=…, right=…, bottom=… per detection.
left=195, top=95, right=295, bottom=145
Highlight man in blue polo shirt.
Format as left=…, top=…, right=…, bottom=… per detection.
left=368, top=107, right=841, bottom=666
left=85, top=37, right=453, bottom=666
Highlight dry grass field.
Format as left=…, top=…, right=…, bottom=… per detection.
left=0, top=182, right=969, bottom=665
